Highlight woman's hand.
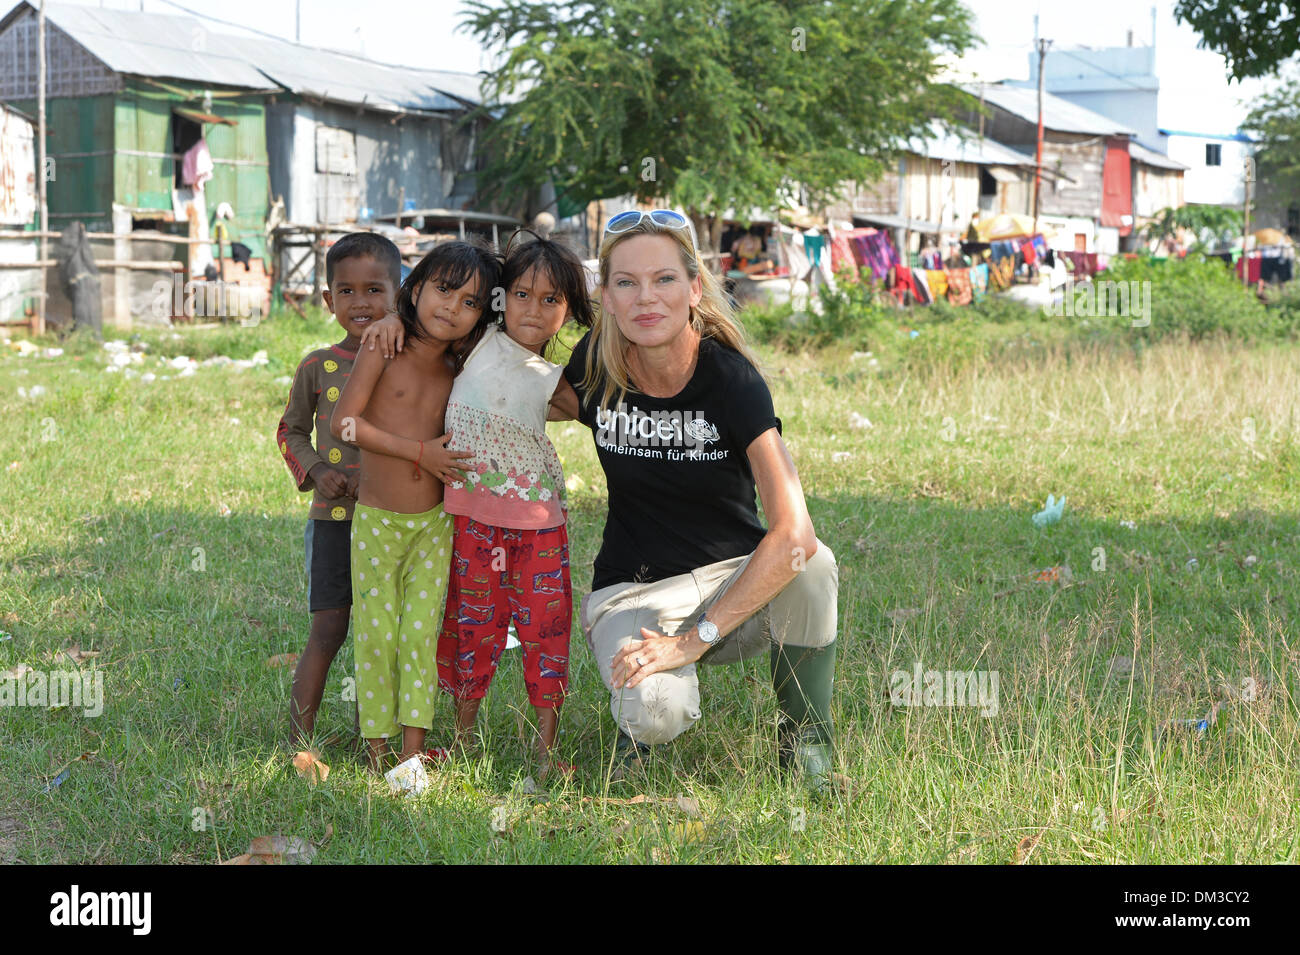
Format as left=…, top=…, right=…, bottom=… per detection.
left=611, top=627, right=706, bottom=688
left=419, top=432, right=474, bottom=485
left=359, top=311, right=405, bottom=358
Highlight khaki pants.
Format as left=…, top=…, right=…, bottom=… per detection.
left=579, top=540, right=838, bottom=745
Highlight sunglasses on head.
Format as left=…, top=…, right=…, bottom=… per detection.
left=603, top=209, right=693, bottom=242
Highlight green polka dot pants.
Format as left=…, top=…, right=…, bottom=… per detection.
left=351, top=502, right=453, bottom=739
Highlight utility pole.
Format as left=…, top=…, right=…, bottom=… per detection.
left=36, top=0, right=47, bottom=336
left=1033, top=36, right=1052, bottom=237
left=1243, top=155, right=1254, bottom=289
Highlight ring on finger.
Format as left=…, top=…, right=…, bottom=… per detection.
left=635, top=655, right=645, bottom=667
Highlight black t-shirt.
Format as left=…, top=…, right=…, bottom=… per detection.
left=564, top=333, right=781, bottom=590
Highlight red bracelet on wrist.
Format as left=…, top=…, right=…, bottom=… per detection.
left=413, top=440, right=423, bottom=480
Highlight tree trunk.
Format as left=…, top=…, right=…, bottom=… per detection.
left=687, top=209, right=725, bottom=273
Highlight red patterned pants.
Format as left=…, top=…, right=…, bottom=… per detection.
left=436, top=517, right=572, bottom=707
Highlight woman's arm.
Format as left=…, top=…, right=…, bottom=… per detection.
left=331, top=345, right=422, bottom=464
left=547, top=376, right=579, bottom=421
left=611, top=427, right=818, bottom=688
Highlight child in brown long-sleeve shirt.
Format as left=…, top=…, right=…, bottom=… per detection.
left=276, top=231, right=402, bottom=748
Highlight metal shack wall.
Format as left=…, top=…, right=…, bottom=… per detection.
left=114, top=84, right=270, bottom=258
left=11, top=94, right=116, bottom=231
left=266, top=99, right=456, bottom=224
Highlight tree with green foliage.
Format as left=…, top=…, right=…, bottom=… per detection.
left=1241, top=72, right=1300, bottom=208
left=1142, top=204, right=1242, bottom=251
left=1175, top=0, right=1300, bottom=80
left=458, top=0, right=977, bottom=251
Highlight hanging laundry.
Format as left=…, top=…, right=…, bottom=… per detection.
left=1260, top=251, right=1294, bottom=283
left=1235, top=254, right=1262, bottom=283
left=911, top=268, right=933, bottom=305
left=890, top=264, right=920, bottom=305
left=988, top=257, right=1014, bottom=290
left=925, top=269, right=948, bottom=299
left=182, top=137, right=215, bottom=193
left=1020, top=238, right=1037, bottom=266
left=1061, top=251, right=1098, bottom=280
left=1049, top=258, right=1069, bottom=289
left=231, top=241, right=252, bottom=270
left=803, top=232, right=826, bottom=268
left=990, top=240, right=1016, bottom=264
left=946, top=268, right=973, bottom=305
left=829, top=231, right=857, bottom=278
left=849, top=229, right=900, bottom=282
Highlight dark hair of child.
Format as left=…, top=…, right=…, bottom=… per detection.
left=394, top=238, right=502, bottom=371
left=499, top=229, right=595, bottom=361
left=325, top=231, right=403, bottom=288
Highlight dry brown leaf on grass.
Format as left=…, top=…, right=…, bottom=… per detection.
left=266, top=653, right=300, bottom=669
left=52, top=645, right=100, bottom=665
left=1011, top=829, right=1045, bottom=864
left=248, top=834, right=316, bottom=865
left=675, top=796, right=701, bottom=819
left=219, top=833, right=320, bottom=865
left=584, top=794, right=702, bottom=815
left=292, top=751, right=330, bottom=784
left=1, top=663, right=32, bottom=680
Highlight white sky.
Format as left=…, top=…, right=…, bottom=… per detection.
left=67, top=0, right=1274, bottom=134
left=946, top=0, right=1271, bottom=135
left=69, top=0, right=498, bottom=73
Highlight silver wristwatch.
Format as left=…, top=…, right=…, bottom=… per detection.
left=696, top=614, right=720, bottom=644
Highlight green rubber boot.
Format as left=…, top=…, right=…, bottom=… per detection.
left=771, top=640, right=837, bottom=794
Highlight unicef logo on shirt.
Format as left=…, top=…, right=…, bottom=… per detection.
left=684, top=418, right=720, bottom=444
left=594, top=404, right=728, bottom=461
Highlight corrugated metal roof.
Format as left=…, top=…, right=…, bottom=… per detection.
left=2, top=1, right=483, bottom=110
left=1129, top=140, right=1188, bottom=171
left=853, top=211, right=941, bottom=232
left=236, top=37, right=470, bottom=113
left=910, top=121, right=1036, bottom=167
left=33, top=2, right=273, bottom=89
left=965, top=82, right=1137, bottom=137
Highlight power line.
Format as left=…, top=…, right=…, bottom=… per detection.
left=154, top=0, right=296, bottom=45
left=1053, top=48, right=1155, bottom=93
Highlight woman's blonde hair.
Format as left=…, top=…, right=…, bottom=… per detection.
left=583, top=215, right=761, bottom=410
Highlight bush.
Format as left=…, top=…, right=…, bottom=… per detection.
left=1100, top=254, right=1274, bottom=340
left=739, top=273, right=893, bottom=350
left=1260, top=278, right=1300, bottom=339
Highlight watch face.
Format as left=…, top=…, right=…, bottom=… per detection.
left=698, top=620, right=719, bottom=643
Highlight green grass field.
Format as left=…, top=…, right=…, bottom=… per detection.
left=1, top=309, right=1297, bottom=864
